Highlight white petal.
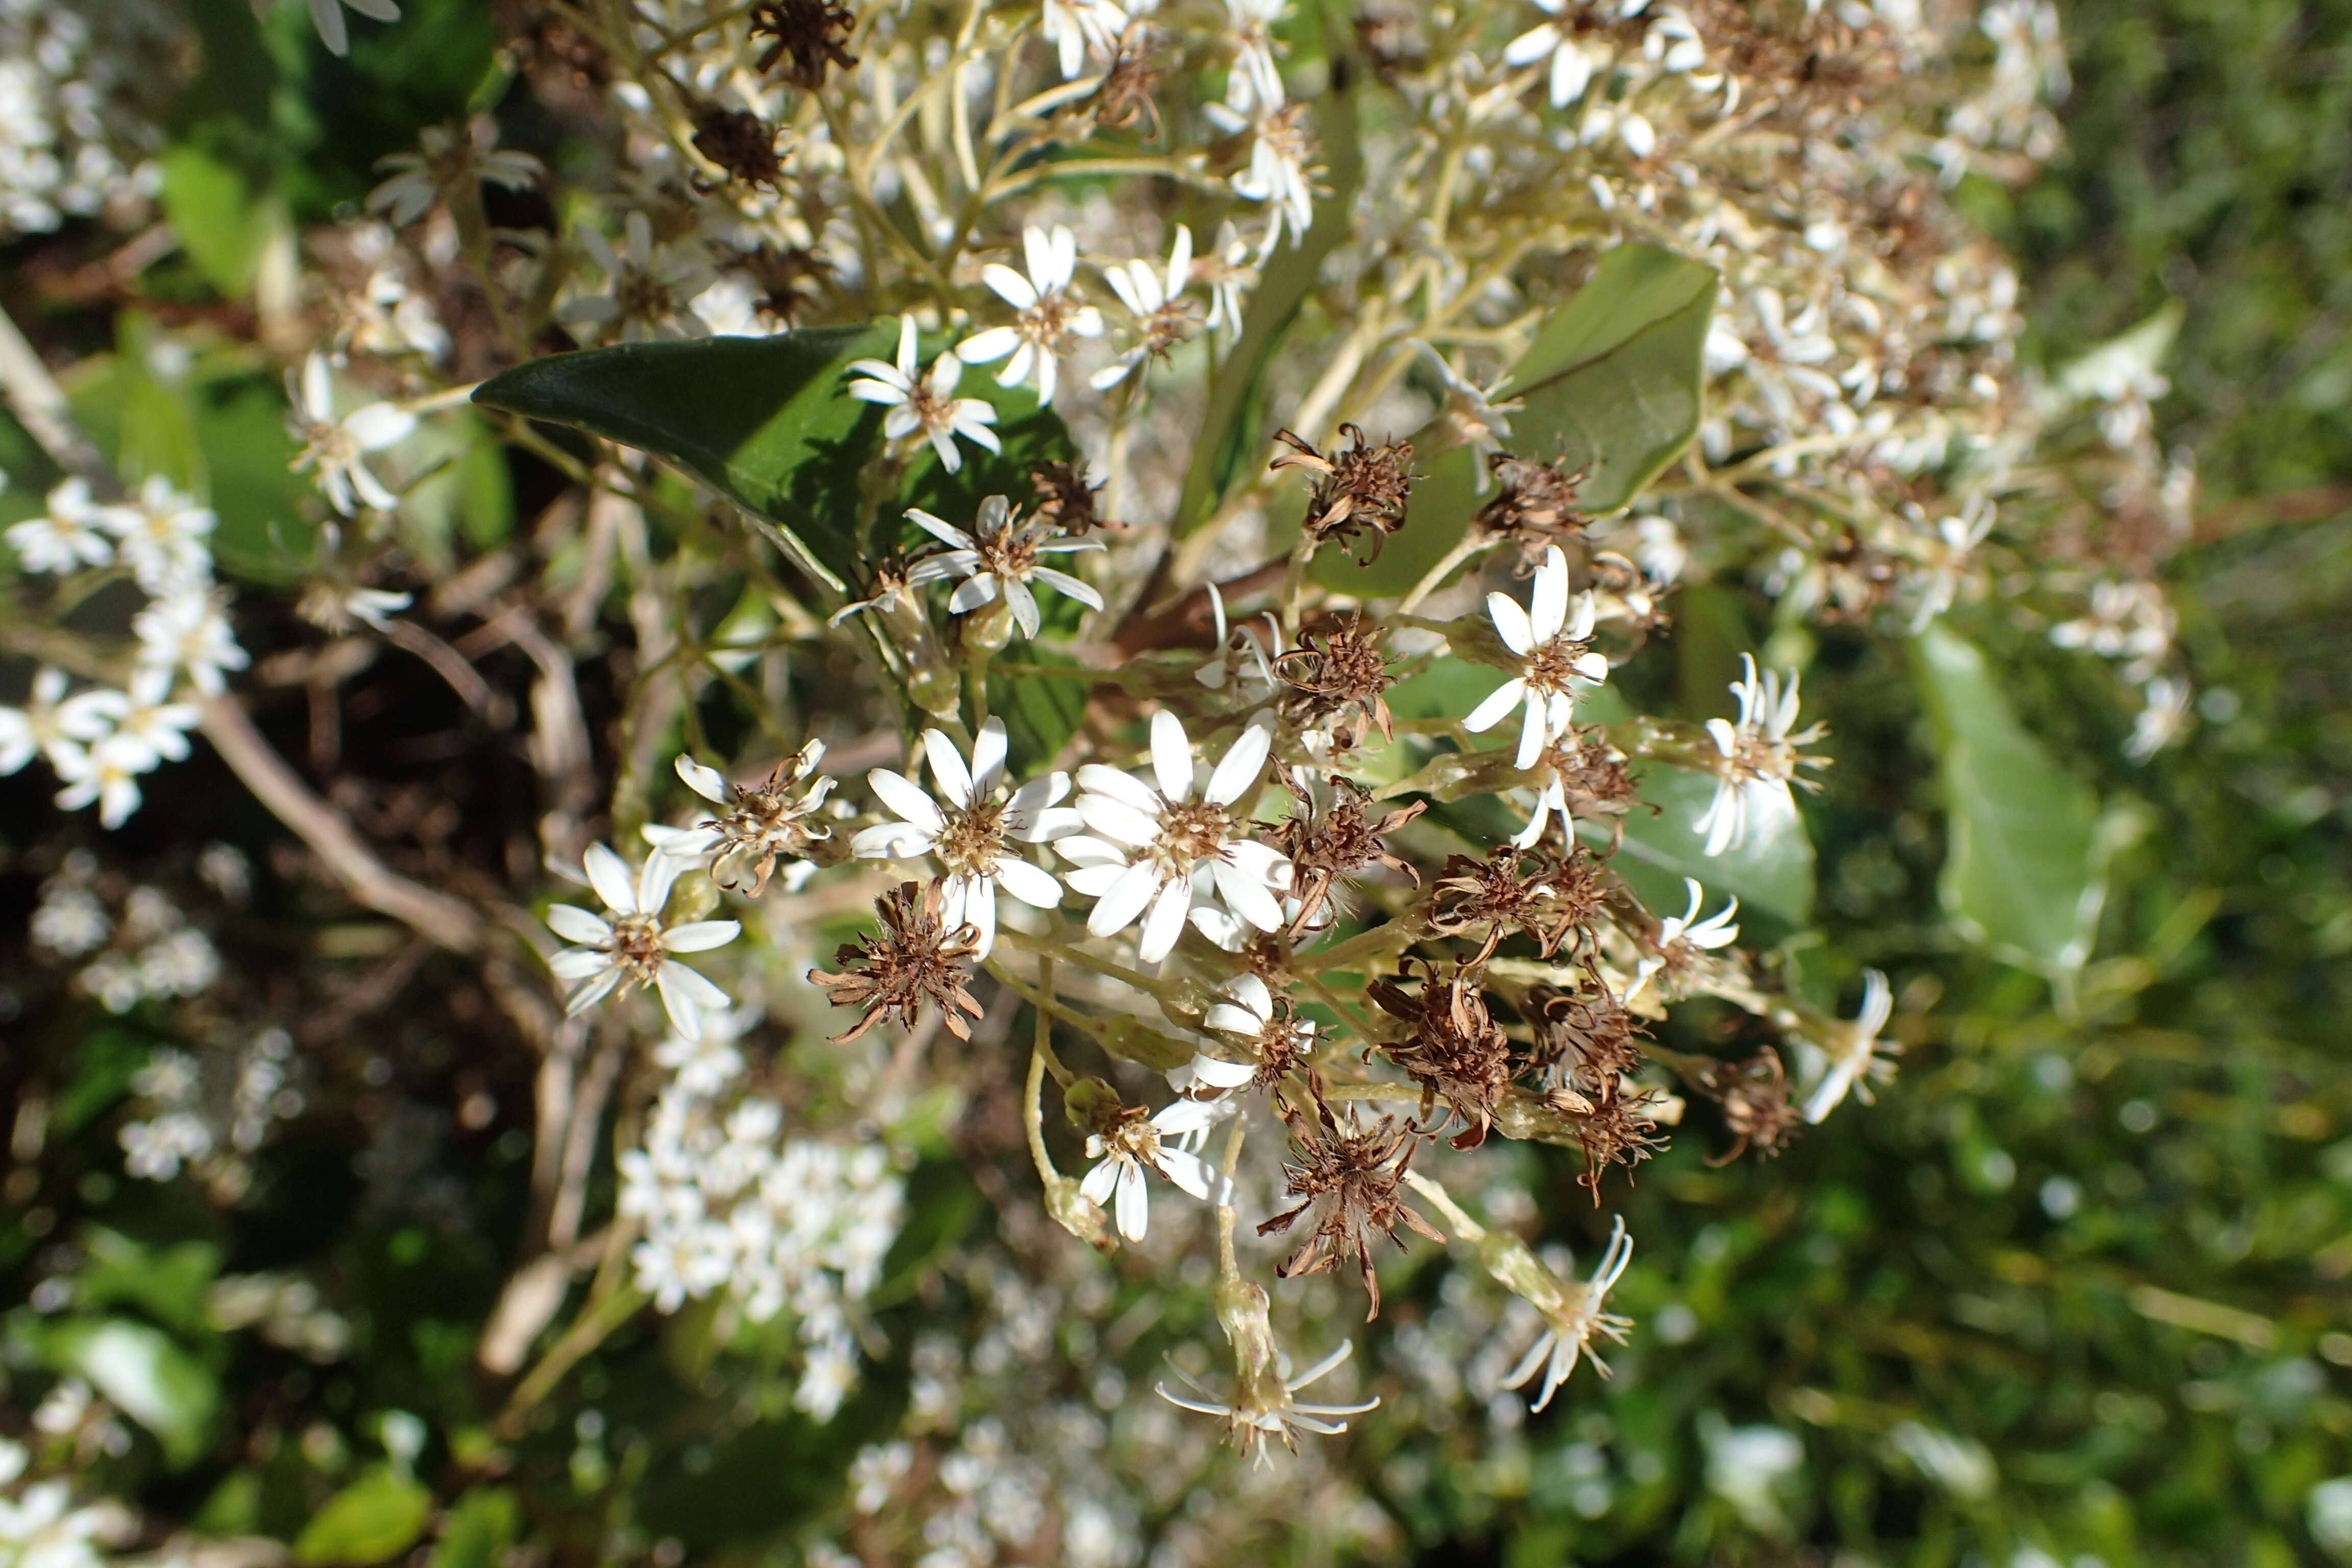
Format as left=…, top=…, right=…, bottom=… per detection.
left=1227, top=972, right=1273, bottom=1017
left=994, top=856, right=1064, bottom=908
left=549, top=947, right=614, bottom=980
left=1155, top=1148, right=1216, bottom=1201
left=1137, top=877, right=1192, bottom=961
left=1150, top=709, right=1194, bottom=803
left=1076, top=764, right=1161, bottom=813
left=676, top=755, right=731, bottom=803
left=1077, top=798, right=1163, bottom=848
left=1487, top=593, right=1534, bottom=655
left=1114, top=1163, right=1149, bottom=1242
left=1204, top=721, right=1271, bottom=806
left=1464, top=677, right=1528, bottom=734
left=545, top=903, right=612, bottom=945
left=662, top=920, right=741, bottom=953
left=1088, top=862, right=1163, bottom=937
left=959, top=325, right=1022, bottom=364
left=1530, top=552, right=1567, bottom=642
left=1212, top=857, right=1284, bottom=932
left=1203, top=1003, right=1263, bottom=1036
left=1189, top=1054, right=1258, bottom=1088
left=870, top=768, right=946, bottom=830
left=923, top=729, right=975, bottom=807
left=1516, top=694, right=1548, bottom=769
left=1080, top=1156, right=1122, bottom=1207
left=984, top=261, right=1040, bottom=310
left=970, top=717, right=1010, bottom=797
left=583, top=843, right=638, bottom=914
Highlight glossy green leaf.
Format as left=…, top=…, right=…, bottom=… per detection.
left=296, top=1468, right=435, bottom=1566
left=989, top=647, right=1087, bottom=774
left=48, top=1317, right=219, bottom=1467
left=1597, top=764, right=1815, bottom=932
left=1913, top=623, right=2103, bottom=979
left=431, top=1488, right=520, bottom=1568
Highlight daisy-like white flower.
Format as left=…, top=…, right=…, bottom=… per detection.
left=1464, top=544, right=1609, bottom=768
left=1694, top=654, right=1827, bottom=856
left=544, top=843, right=742, bottom=1038
left=1079, top=1097, right=1222, bottom=1242
left=1499, top=1214, right=1635, bottom=1411
left=1628, top=876, right=1741, bottom=1002
left=846, top=315, right=1001, bottom=474
left=662, top=741, right=836, bottom=895
left=1213, top=102, right=1317, bottom=258
left=1199, top=222, right=1260, bottom=339
left=306, top=0, right=401, bottom=56
left=1182, top=971, right=1315, bottom=1096
left=1092, top=225, right=1204, bottom=390
left=1503, top=0, right=1612, bottom=107
left=133, top=592, right=249, bottom=696
left=957, top=226, right=1104, bottom=405
left=5, top=478, right=114, bottom=574
left=1192, top=582, right=1279, bottom=696
left=367, top=122, right=542, bottom=228
left=287, top=353, right=416, bottom=516
left=1060, top=712, right=1291, bottom=963
left=1800, top=969, right=1896, bottom=1123
left=52, top=733, right=154, bottom=829
left=0, top=668, right=75, bottom=775
left=56, top=665, right=199, bottom=773
left=1223, top=0, right=1287, bottom=113
left=903, top=496, right=1106, bottom=639
left=559, top=212, right=718, bottom=343
left=93, top=475, right=217, bottom=594
left=1157, top=1339, right=1379, bottom=1463
left=849, top=716, right=1082, bottom=958
left=1041, top=0, right=1128, bottom=79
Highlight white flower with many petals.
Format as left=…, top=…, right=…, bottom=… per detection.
left=1800, top=970, right=1896, bottom=1123
left=1181, top=971, right=1313, bottom=1097
left=1208, top=102, right=1317, bottom=258
left=957, top=226, right=1105, bottom=405
left=56, top=665, right=199, bottom=773
left=1080, top=1098, right=1222, bottom=1242
left=287, top=353, right=416, bottom=516
left=93, top=475, right=218, bottom=595
left=1629, top=876, right=1740, bottom=1002
left=1192, top=582, right=1279, bottom=698
left=1694, top=654, right=1827, bottom=856
left=1465, top=545, right=1609, bottom=768
left=52, top=733, right=154, bottom=829
left=662, top=741, right=836, bottom=895
left=1041, top=0, right=1128, bottom=79
left=1060, top=712, right=1290, bottom=963
left=0, top=667, right=75, bottom=776
left=1093, top=225, right=1205, bottom=390
left=846, top=315, right=1001, bottom=474
left=1503, top=0, right=1610, bottom=108
left=544, top=844, right=742, bottom=1038
left=1223, top=0, right=1287, bottom=113
left=560, top=212, right=718, bottom=343
left=133, top=592, right=248, bottom=696
left=850, top=716, right=1082, bottom=958
left=1158, top=1340, right=1379, bottom=1460
left=903, top=496, right=1105, bottom=639
left=1500, top=1215, right=1635, bottom=1411
left=5, top=478, right=114, bottom=574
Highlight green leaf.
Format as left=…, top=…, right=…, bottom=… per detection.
left=78, top=1229, right=224, bottom=1340
left=46, top=1317, right=219, bottom=1467
left=430, top=1488, right=520, bottom=1568
left=295, top=1468, right=434, bottom=1567
left=157, top=147, right=271, bottom=298
left=989, top=647, right=1086, bottom=774
left=1913, top=623, right=2103, bottom=980
left=1597, top=764, right=1815, bottom=932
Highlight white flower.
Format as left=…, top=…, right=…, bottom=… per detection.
left=306, top=0, right=401, bottom=57
left=5, top=478, right=113, bottom=574
left=1079, top=1098, right=1222, bottom=1242
left=1181, top=971, right=1311, bottom=1096
left=56, top=665, right=199, bottom=773
left=367, top=124, right=541, bottom=228
left=133, top=591, right=248, bottom=695
left=849, top=716, right=1082, bottom=959
left=52, top=734, right=154, bottom=829
left=654, top=1006, right=753, bottom=1098
left=1157, top=1339, right=1379, bottom=1456
left=1191, top=581, right=1278, bottom=696
left=846, top=315, right=1001, bottom=474
left=1041, top=0, right=1128, bottom=79
left=1502, top=0, right=1609, bottom=108
left=94, top=475, right=215, bottom=594
left=1060, top=711, right=1291, bottom=963
left=287, top=353, right=416, bottom=515
left=1628, top=876, right=1740, bottom=1002
left=662, top=741, right=836, bottom=894
left=545, top=844, right=742, bottom=1038
left=903, top=495, right=1106, bottom=638
left=1501, top=1214, right=1635, bottom=1410
left=1694, top=653, right=1826, bottom=856
left=1909, top=496, right=1995, bottom=631
left=1224, top=0, right=1287, bottom=113
left=957, top=226, right=1104, bottom=405
left=1413, top=341, right=1518, bottom=474
left=0, top=1477, right=115, bottom=1568
left=1464, top=544, right=1609, bottom=768
left=1800, top=969, right=1896, bottom=1123
left=0, top=667, right=75, bottom=775
left=2126, top=675, right=2191, bottom=762
left=1092, top=225, right=1203, bottom=390
left=1199, top=222, right=1260, bottom=338
left=1208, top=102, right=1317, bottom=259
left=560, top=212, right=717, bottom=343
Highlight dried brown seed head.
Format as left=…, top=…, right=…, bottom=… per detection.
left=1477, top=454, right=1587, bottom=568
left=1270, top=424, right=1416, bottom=564
left=1257, top=1096, right=1443, bottom=1319
left=751, top=0, right=858, bottom=90
left=1277, top=774, right=1423, bottom=939
left=1366, top=959, right=1514, bottom=1149
left=1690, top=1046, right=1800, bottom=1164
left=1031, top=460, right=1120, bottom=536
left=1524, top=974, right=1646, bottom=1101
left=691, top=105, right=785, bottom=189
left=808, top=880, right=983, bottom=1042
left=1088, top=24, right=1166, bottom=137
left=1426, top=844, right=1602, bottom=961
left=1275, top=614, right=1394, bottom=751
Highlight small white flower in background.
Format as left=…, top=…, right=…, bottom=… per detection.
left=957, top=226, right=1104, bottom=405
left=1908, top=494, right=1995, bottom=631
left=1061, top=710, right=1291, bottom=963
left=133, top=592, right=248, bottom=696
left=1695, top=653, right=1827, bottom=856
left=1465, top=544, right=1609, bottom=768
left=0, top=667, right=76, bottom=776
left=2126, top=674, right=2192, bottom=762
left=846, top=315, right=1001, bottom=474
left=1041, top=0, right=1128, bottom=80
left=93, top=474, right=218, bottom=594
left=59, top=664, right=200, bottom=773
left=1800, top=969, right=1896, bottom=1123
left=306, top=0, right=401, bottom=57
left=1157, top=1339, right=1379, bottom=1458
left=31, top=883, right=111, bottom=957
left=1628, top=876, right=1740, bottom=1002
left=1208, top=102, right=1317, bottom=259
left=5, top=478, right=114, bottom=574
left=1412, top=341, right=1518, bottom=475
left=654, top=1004, right=755, bottom=1098
left=903, top=496, right=1106, bottom=638
left=1504, top=0, right=1610, bottom=108
left=51, top=734, right=154, bottom=829
left=1223, top=0, right=1287, bottom=113
left=2050, top=578, right=2173, bottom=663
left=544, top=843, right=741, bottom=1038
left=1199, top=222, right=1260, bottom=338
left=1191, top=582, right=1279, bottom=697
left=287, top=353, right=415, bottom=515
left=1701, top=1415, right=1805, bottom=1534
left=1500, top=1214, right=1635, bottom=1411
left=367, top=122, right=542, bottom=228
left=1080, top=1098, right=1222, bottom=1242
left=1093, top=225, right=1204, bottom=390
left=850, top=715, right=1082, bottom=958
left=560, top=212, right=718, bottom=343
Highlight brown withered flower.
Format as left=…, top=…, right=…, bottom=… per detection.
left=808, top=881, right=984, bottom=1042
left=1087, top=25, right=1166, bottom=138
left=1367, top=960, right=1514, bottom=1149
left=1275, top=614, right=1394, bottom=750
left=1258, top=1095, right=1443, bottom=1319
left=1573, top=1086, right=1667, bottom=1199
left=1528, top=728, right=1641, bottom=852
left=1425, top=844, right=1603, bottom=961
left=1477, top=454, right=1586, bottom=569
left=729, top=241, right=832, bottom=325
left=691, top=105, right=785, bottom=189
left=1031, top=460, right=1120, bottom=536
left=751, top=0, right=858, bottom=89
left=1276, top=773, right=1423, bottom=939
left=1524, top=974, right=1646, bottom=1101
left=1270, top=424, right=1416, bottom=564
left=1687, top=1046, right=1800, bottom=1165
left=683, top=739, right=838, bottom=896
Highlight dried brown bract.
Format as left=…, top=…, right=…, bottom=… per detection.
left=1426, top=845, right=1602, bottom=961
left=751, top=0, right=858, bottom=90
left=1088, top=25, right=1166, bottom=138
left=1687, top=1046, right=1800, bottom=1164
left=1276, top=614, right=1393, bottom=750
left=1271, top=424, right=1416, bottom=564
left=691, top=105, right=785, bottom=190
left=808, top=881, right=983, bottom=1043
left=1573, top=1086, right=1667, bottom=1198
left=1477, top=454, right=1586, bottom=569
left=1031, top=460, right=1119, bottom=536
left=1367, top=960, right=1513, bottom=1149
left=1276, top=774, right=1424, bottom=938
left=1524, top=974, right=1646, bottom=1100
left=1258, top=1095, right=1443, bottom=1319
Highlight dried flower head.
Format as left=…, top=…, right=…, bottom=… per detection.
left=1524, top=973, right=1646, bottom=1101
left=1478, top=454, right=1586, bottom=569
left=1276, top=771, right=1423, bottom=939
left=691, top=105, right=784, bottom=189
left=1367, top=960, right=1514, bottom=1149
left=808, top=880, right=983, bottom=1042
left=1276, top=614, right=1394, bottom=751
left=673, top=741, right=836, bottom=895
left=1088, top=23, right=1167, bottom=137
left=1687, top=1045, right=1800, bottom=1164
left=731, top=242, right=832, bottom=325
left=1031, top=460, right=1119, bottom=536
left=751, top=0, right=858, bottom=89
left=1270, top=424, right=1416, bottom=563
left=1425, top=844, right=1601, bottom=961
left=1571, top=1085, right=1668, bottom=1198
left=1258, top=1095, right=1443, bottom=1318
